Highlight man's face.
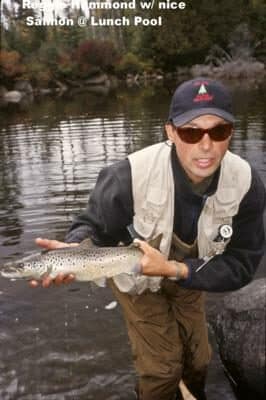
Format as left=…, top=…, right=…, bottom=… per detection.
left=165, top=115, right=232, bottom=183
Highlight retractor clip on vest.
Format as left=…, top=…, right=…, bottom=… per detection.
left=196, top=224, right=233, bottom=272
left=214, top=224, right=233, bottom=242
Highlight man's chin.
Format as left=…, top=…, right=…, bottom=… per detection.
left=189, top=165, right=217, bottom=183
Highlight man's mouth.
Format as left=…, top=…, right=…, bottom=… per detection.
left=194, top=158, right=214, bottom=168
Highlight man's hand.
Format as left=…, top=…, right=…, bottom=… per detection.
left=35, top=237, right=79, bottom=250
left=134, top=239, right=189, bottom=280
left=29, top=238, right=79, bottom=288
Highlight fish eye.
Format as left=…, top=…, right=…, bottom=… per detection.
left=17, top=263, right=24, bottom=269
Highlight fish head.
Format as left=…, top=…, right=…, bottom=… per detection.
left=1, top=253, right=46, bottom=280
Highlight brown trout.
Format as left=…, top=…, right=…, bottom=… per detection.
left=0, top=237, right=161, bottom=283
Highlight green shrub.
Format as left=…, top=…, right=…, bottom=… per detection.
left=24, top=58, right=53, bottom=87
left=115, top=52, right=145, bottom=76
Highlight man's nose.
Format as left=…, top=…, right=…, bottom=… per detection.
left=198, top=132, right=213, bottom=151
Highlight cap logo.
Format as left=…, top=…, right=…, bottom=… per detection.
left=198, top=84, right=207, bottom=94
left=193, top=83, right=213, bottom=103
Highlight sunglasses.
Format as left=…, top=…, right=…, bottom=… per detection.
left=175, top=123, right=233, bottom=144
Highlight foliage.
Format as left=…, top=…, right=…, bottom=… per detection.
left=24, top=58, right=53, bottom=87
left=0, top=50, right=26, bottom=79
left=57, top=53, right=78, bottom=79
left=130, top=0, right=266, bottom=69
left=56, top=40, right=121, bottom=80
left=75, top=40, right=120, bottom=74
left=0, top=0, right=265, bottom=84
left=115, top=53, right=146, bottom=76
left=23, top=43, right=61, bottom=86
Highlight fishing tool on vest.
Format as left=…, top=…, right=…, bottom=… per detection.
left=196, top=224, right=233, bottom=272
left=127, top=224, right=145, bottom=241
left=213, top=224, right=233, bottom=242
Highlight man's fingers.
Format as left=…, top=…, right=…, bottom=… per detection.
left=63, top=274, right=76, bottom=284
left=29, top=274, right=75, bottom=288
left=54, top=273, right=65, bottom=286
left=42, top=275, right=54, bottom=288
left=35, top=238, right=79, bottom=250
left=35, top=238, right=70, bottom=250
left=29, top=280, right=39, bottom=288
left=54, top=273, right=75, bottom=285
left=133, top=239, right=152, bottom=253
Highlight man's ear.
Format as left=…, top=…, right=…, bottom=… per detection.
left=165, top=124, right=176, bottom=142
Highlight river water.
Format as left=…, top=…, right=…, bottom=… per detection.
left=0, top=82, right=265, bottom=400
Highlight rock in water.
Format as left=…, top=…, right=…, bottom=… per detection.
left=214, top=278, right=266, bottom=399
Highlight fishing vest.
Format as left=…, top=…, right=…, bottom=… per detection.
left=113, top=142, right=252, bottom=294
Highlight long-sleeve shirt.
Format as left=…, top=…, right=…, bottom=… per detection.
left=65, top=146, right=266, bottom=293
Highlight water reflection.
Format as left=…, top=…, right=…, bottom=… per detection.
left=0, top=89, right=168, bottom=259
left=0, top=84, right=265, bottom=399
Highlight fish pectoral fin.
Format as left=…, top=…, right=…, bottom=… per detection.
left=41, top=265, right=54, bottom=279
left=93, top=277, right=107, bottom=287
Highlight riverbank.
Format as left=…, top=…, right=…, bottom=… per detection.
left=1, top=59, right=265, bottom=109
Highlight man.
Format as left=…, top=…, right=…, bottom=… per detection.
left=32, top=78, right=265, bottom=400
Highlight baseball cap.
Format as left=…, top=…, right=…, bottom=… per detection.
left=168, top=78, right=235, bottom=127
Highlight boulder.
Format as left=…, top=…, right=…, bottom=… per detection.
left=190, top=64, right=213, bottom=77
left=0, top=86, right=7, bottom=97
left=214, top=278, right=266, bottom=399
left=14, top=80, right=33, bottom=94
left=85, top=73, right=109, bottom=86
left=190, top=60, right=265, bottom=80
left=3, top=90, right=23, bottom=103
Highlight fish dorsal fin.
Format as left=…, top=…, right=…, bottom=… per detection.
left=79, top=238, right=96, bottom=248
left=147, top=234, right=163, bottom=250
left=130, top=234, right=163, bottom=250
left=41, top=249, right=51, bottom=255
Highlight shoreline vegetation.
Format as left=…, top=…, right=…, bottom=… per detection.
left=0, top=57, right=265, bottom=108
